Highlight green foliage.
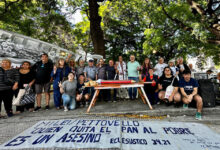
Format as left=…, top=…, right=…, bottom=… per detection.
left=1, top=0, right=219, bottom=65
left=0, top=0, right=76, bottom=51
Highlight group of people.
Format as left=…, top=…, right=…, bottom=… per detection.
left=0, top=53, right=220, bottom=120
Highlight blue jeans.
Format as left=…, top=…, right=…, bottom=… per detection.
left=53, top=88, right=61, bottom=108
left=128, top=77, right=139, bottom=99
left=62, top=94, right=76, bottom=110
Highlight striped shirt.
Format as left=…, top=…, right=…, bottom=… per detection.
left=0, top=68, right=20, bottom=91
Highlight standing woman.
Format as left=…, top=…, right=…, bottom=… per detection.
left=15, top=61, right=35, bottom=114
left=0, top=59, right=19, bottom=117
left=59, top=72, right=77, bottom=111
left=141, top=58, right=152, bottom=78
left=51, top=58, right=71, bottom=109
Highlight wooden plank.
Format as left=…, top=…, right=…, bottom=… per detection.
left=92, top=89, right=100, bottom=107
left=137, top=87, right=146, bottom=104
left=87, top=90, right=99, bottom=113
left=140, top=87, right=153, bottom=110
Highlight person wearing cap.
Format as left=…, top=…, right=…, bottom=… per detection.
left=84, top=59, right=97, bottom=81
left=83, top=59, right=97, bottom=102
left=76, top=74, right=90, bottom=107
left=32, top=53, right=53, bottom=111
left=179, top=70, right=203, bottom=120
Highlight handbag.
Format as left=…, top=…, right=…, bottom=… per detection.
left=20, top=86, right=36, bottom=105
left=12, top=89, right=26, bottom=106
left=164, top=77, right=176, bottom=99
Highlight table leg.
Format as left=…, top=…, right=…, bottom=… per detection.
left=138, top=88, right=146, bottom=104
left=140, top=87, right=153, bottom=110
left=87, top=89, right=99, bottom=113
left=92, top=89, right=100, bottom=107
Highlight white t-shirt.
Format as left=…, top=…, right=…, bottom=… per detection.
left=154, top=63, right=168, bottom=77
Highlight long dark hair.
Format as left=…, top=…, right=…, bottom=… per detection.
left=142, top=58, right=151, bottom=75
left=161, top=66, right=173, bottom=79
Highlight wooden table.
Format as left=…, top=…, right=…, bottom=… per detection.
left=86, top=83, right=153, bottom=113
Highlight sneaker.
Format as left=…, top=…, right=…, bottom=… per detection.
left=195, top=112, right=202, bottom=120
left=80, top=103, right=84, bottom=108
left=34, top=106, right=41, bottom=112
left=183, top=104, right=188, bottom=109
left=7, top=112, right=13, bottom=117
left=64, top=106, right=68, bottom=112
left=113, top=100, right=117, bottom=103
left=45, top=105, right=50, bottom=110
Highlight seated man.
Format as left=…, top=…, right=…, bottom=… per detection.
left=76, top=74, right=90, bottom=107
left=179, top=70, right=203, bottom=120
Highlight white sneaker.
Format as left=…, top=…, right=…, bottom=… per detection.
left=64, top=107, right=68, bottom=112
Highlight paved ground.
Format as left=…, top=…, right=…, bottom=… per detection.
left=0, top=94, right=220, bottom=147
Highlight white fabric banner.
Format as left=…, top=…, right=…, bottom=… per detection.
left=0, top=119, right=220, bottom=150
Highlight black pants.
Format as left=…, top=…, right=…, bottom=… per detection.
left=107, top=89, right=117, bottom=101
left=0, top=89, right=13, bottom=114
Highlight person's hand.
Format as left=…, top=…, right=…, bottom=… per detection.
left=137, top=66, right=140, bottom=71
left=188, top=94, right=193, bottom=100
left=58, top=82, right=62, bottom=88
left=12, top=84, right=18, bottom=90
left=67, top=53, right=72, bottom=58
left=152, top=80, right=156, bottom=86
left=158, top=84, right=163, bottom=90
left=53, top=65, right=57, bottom=73
left=168, top=95, right=173, bottom=102
left=28, top=83, right=32, bottom=87
left=140, top=66, right=143, bottom=70
left=79, top=94, right=82, bottom=99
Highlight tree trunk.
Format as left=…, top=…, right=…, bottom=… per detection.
left=88, top=0, right=106, bottom=57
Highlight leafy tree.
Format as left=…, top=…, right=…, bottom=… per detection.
left=0, top=0, right=76, bottom=51
left=67, top=0, right=106, bottom=57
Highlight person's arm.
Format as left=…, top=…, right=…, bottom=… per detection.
left=59, top=82, right=64, bottom=94
left=65, top=53, right=72, bottom=63
left=29, top=79, right=35, bottom=87
left=180, top=88, right=188, bottom=98
left=12, top=69, right=19, bottom=90
left=139, top=74, right=143, bottom=81
left=191, top=87, right=198, bottom=96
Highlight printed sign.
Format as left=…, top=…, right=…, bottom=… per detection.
left=0, top=119, right=220, bottom=150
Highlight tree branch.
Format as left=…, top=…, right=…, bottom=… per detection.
left=158, top=1, right=193, bottom=32
left=187, top=0, right=206, bottom=16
